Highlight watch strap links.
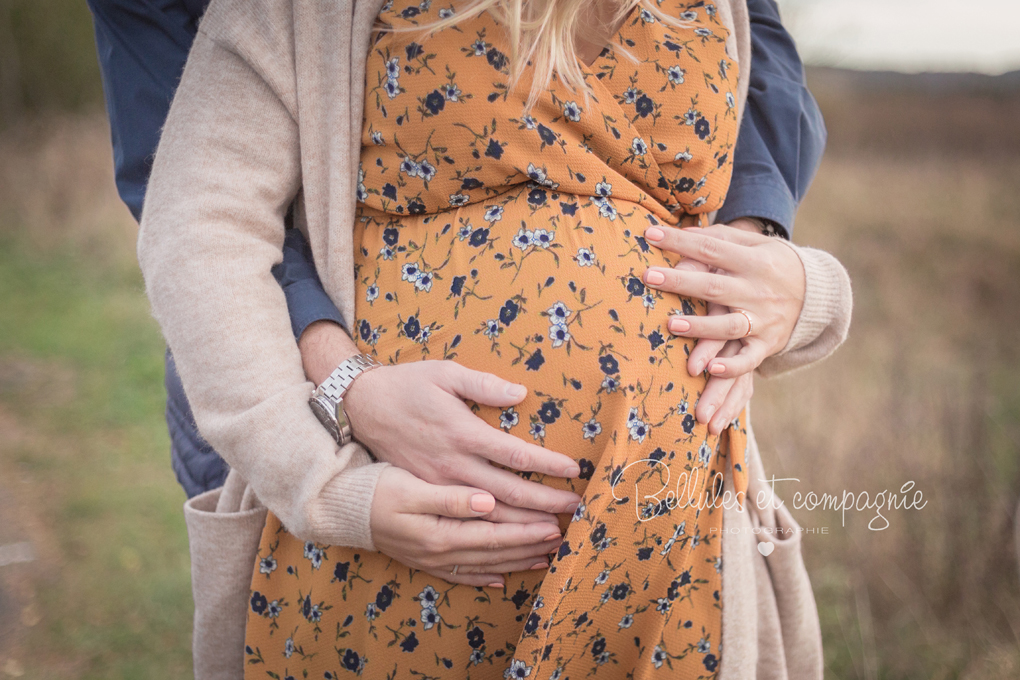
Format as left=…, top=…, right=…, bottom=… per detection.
left=314, top=353, right=383, bottom=401
left=311, top=353, right=382, bottom=446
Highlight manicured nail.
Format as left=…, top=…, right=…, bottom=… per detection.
left=692, top=359, right=705, bottom=374
left=644, top=269, right=665, bottom=285
left=488, top=582, right=505, bottom=588
left=506, top=384, right=527, bottom=399
left=563, top=464, right=581, bottom=478
left=470, top=494, right=496, bottom=513
left=669, top=318, right=691, bottom=334
left=709, top=363, right=725, bottom=375
left=566, top=502, right=579, bottom=514
left=531, top=561, right=549, bottom=570
left=645, top=226, right=665, bottom=242
left=544, top=533, right=562, bottom=542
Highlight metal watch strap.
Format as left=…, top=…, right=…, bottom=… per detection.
left=310, top=353, right=382, bottom=446
left=314, top=353, right=382, bottom=402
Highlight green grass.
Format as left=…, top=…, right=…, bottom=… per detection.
left=0, top=233, right=194, bottom=679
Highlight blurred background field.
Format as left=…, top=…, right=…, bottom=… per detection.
left=0, top=1, right=1019, bottom=678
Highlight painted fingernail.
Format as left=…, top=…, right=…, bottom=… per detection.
left=488, top=582, right=505, bottom=588
left=470, top=494, right=496, bottom=513
left=563, top=464, right=581, bottom=478
left=531, top=561, right=549, bottom=570
left=645, top=226, right=665, bottom=241
left=669, top=318, right=691, bottom=333
left=566, top=502, right=579, bottom=514
left=506, top=384, right=527, bottom=399
left=544, top=533, right=562, bottom=542
left=644, top=269, right=665, bottom=285
left=709, top=363, right=725, bottom=375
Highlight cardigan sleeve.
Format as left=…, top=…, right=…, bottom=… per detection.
left=137, top=22, right=388, bottom=549
left=756, top=241, right=852, bottom=378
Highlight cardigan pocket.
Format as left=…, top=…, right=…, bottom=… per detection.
left=742, top=422, right=824, bottom=680
left=184, top=470, right=267, bottom=680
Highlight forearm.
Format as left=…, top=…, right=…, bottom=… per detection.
left=138, top=27, right=385, bottom=549
left=299, top=321, right=361, bottom=385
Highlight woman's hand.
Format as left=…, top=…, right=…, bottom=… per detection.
left=370, top=467, right=563, bottom=588
left=343, top=359, right=583, bottom=518
left=640, top=222, right=806, bottom=424
left=691, top=334, right=755, bottom=435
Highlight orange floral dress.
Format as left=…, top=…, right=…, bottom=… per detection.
left=244, top=1, right=747, bottom=678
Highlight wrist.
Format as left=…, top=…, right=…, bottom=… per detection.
left=727, top=217, right=764, bottom=235
left=309, top=353, right=383, bottom=447
left=341, top=364, right=382, bottom=438
left=298, top=320, right=360, bottom=385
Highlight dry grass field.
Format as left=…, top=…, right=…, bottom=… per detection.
left=0, top=69, right=1018, bottom=678
left=754, top=69, right=1020, bottom=678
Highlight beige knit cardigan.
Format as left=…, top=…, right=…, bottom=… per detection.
left=138, top=0, right=851, bottom=677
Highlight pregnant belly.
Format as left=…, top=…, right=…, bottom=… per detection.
left=352, top=190, right=712, bottom=494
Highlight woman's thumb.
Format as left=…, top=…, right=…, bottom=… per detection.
left=446, top=363, right=528, bottom=407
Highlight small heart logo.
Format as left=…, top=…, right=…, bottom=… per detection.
left=757, top=542, right=774, bottom=557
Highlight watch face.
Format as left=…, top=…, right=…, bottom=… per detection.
left=310, top=397, right=341, bottom=443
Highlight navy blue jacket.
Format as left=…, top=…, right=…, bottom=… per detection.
left=88, top=0, right=826, bottom=498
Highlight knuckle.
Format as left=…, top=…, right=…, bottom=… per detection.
left=505, top=483, right=527, bottom=508
left=727, top=316, right=743, bottom=337
left=420, top=533, right=443, bottom=556
left=453, top=427, right=486, bottom=455
left=705, top=278, right=726, bottom=299
left=484, top=530, right=505, bottom=553
left=440, top=491, right=463, bottom=518
left=473, top=370, right=496, bottom=394
left=434, top=455, right=458, bottom=480
left=505, top=444, right=530, bottom=471
left=433, top=533, right=454, bottom=555
left=697, top=237, right=720, bottom=261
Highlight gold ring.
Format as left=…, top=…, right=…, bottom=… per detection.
left=451, top=565, right=459, bottom=576
left=735, top=309, right=753, bottom=338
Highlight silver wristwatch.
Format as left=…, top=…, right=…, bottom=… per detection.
left=308, top=353, right=383, bottom=446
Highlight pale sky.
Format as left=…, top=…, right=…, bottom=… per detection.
left=775, top=0, right=1020, bottom=74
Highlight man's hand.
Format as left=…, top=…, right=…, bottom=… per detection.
left=298, top=321, right=582, bottom=518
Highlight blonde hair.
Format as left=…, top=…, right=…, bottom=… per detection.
left=394, top=0, right=688, bottom=111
